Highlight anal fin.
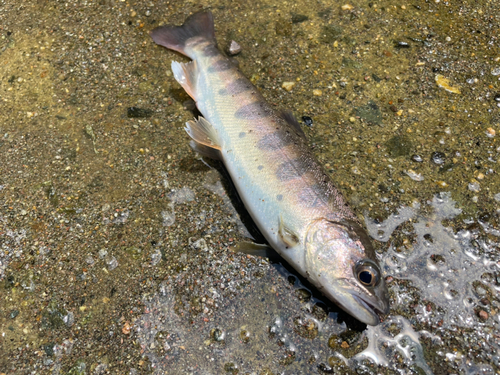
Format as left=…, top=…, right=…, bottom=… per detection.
left=185, top=117, right=222, bottom=159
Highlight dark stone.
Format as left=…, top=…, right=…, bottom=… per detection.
left=386, top=135, right=413, bottom=157
left=430, top=151, right=446, bottom=165
left=355, top=100, right=382, bottom=125
left=320, top=24, right=343, bottom=43
left=43, top=343, right=55, bottom=357
left=127, top=107, right=153, bottom=118
left=342, top=57, right=362, bottom=69
left=494, top=93, right=500, bottom=102
left=275, top=17, right=292, bottom=37
left=302, top=116, right=313, bottom=126
left=291, top=13, right=308, bottom=23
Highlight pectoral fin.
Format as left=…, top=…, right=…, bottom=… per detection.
left=278, top=215, right=300, bottom=248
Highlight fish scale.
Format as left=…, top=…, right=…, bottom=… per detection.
left=151, top=10, right=389, bottom=325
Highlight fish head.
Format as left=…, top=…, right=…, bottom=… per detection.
left=304, top=218, right=389, bottom=325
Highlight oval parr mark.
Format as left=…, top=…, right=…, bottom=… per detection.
left=203, top=44, right=220, bottom=57
left=298, top=185, right=324, bottom=208
left=234, top=102, right=273, bottom=120
left=257, top=165, right=264, bottom=170
left=256, top=131, right=293, bottom=151
left=275, top=159, right=309, bottom=181
left=239, top=132, right=246, bottom=138
left=218, top=78, right=253, bottom=96
left=207, top=59, right=233, bottom=73
left=276, top=194, right=283, bottom=201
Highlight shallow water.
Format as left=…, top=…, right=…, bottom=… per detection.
left=1, top=0, right=499, bottom=374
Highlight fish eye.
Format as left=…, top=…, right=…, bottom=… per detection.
left=355, top=261, right=380, bottom=287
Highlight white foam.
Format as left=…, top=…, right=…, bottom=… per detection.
left=367, top=192, right=500, bottom=328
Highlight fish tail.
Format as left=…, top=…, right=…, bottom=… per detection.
left=151, top=11, right=216, bottom=59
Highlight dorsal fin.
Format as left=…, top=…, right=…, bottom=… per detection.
left=280, top=111, right=306, bottom=139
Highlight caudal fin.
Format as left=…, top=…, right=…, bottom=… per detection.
left=151, top=11, right=216, bottom=58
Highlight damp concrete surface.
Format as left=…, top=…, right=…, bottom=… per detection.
left=0, top=0, right=499, bottom=374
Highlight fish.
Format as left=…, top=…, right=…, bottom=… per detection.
left=151, top=11, right=390, bottom=325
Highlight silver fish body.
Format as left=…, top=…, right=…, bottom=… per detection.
left=151, top=11, right=389, bottom=325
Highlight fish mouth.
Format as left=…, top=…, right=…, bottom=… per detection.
left=352, top=295, right=388, bottom=323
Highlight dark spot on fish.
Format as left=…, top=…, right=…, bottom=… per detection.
left=239, top=132, right=246, bottom=138
left=235, top=102, right=273, bottom=120
left=276, top=159, right=308, bottom=181
left=218, top=78, right=252, bottom=96
left=203, top=44, right=219, bottom=57
left=298, top=185, right=324, bottom=208
left=257, top=131, right=293, bottom=151
left=257, top=165, right=264, bottom=170
left=207, top=59, right=232, bottom=73
left=276, top=194, right=283, bottom=201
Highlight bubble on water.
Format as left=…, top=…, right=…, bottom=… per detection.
left=98, top=249, right=108, bottom=259
left=168, top=186, right=195, bottom=204
left=335, top=316, right=433, bottom=374
left=0, top=225, right=27, bottom=280
left=112, top=209, right=130, bottom=224
left=160, top=186, right=196, bottom=227
left=367, top=192, right=500, bottom=328
left=151, top=248, right=162, bottom=265
left=105, top=255, right=118, bottom=270
left=161, top=206, right=175, bottom=227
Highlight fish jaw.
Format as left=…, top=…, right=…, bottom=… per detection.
left=304, top=219, right=389, bottom=326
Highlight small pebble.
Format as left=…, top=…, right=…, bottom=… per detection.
left=478, top=310, right=488, bottom=320
left=468, top=181, right=480, bottom=192
left=349, top=117, right=356, bottom=123
left=411, top=154, right=423, bottom=162
left=405, top=169, right=424, bottom=181
left=313, top=89, right=322, bottom=96
left=341, top=4, right=354, bottom=10
left=435, top=74, right=461, bottom=94
left=228, top=40, right=241, bottom=55
left=282, top=82, right=295, bottom=91
left=486, top=127, right=495, bottom=137
left=122, top=321, right=131, bottom=334
left=476, top=173, right=485, bottom=180
left=395, top=41, right=410, bottom=49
